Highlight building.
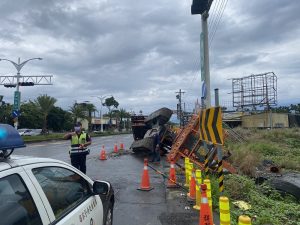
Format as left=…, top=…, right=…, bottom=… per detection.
left=241, top=112, right=289, bottom=128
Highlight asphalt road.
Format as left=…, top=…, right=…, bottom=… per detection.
left=19, top=134, right=204, bottom=225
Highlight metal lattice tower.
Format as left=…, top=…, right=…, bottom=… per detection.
left=231, top=72, right=277, bottom=110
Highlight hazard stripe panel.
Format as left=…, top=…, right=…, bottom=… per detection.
left=199, top=106, right=223, bottom=145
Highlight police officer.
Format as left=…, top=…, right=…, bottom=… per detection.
left=64, top=122, right=91, bottom=174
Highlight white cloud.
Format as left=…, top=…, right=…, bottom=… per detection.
left=1, top=0, right=300, bottom=114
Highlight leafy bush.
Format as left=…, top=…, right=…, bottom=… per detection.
left=210, top=175, right=300, bottom=225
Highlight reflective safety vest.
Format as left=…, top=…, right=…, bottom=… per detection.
left=69, top=132, right=90, bottom=156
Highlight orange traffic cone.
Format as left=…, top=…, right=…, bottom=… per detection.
left=137, top=158, right=153, bottom=191
left=113, top=143, right=118, bottom=153
left=199, top=184, right=214, bottom=225
left=167, top=160, right=178, bottom=188
left=120, top=142, right=124, bottom=151
left=187, top=170, right=196, bottom=201
left=99, top=145, right=107, bottom=160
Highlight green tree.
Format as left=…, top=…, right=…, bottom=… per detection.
left=117, top=108, right=130, bottom=130
left=0, top=103, right=13, bottom=125
left=19, top=101, right=43, bottom=129
left=69, top=103, right=87, bottom=124
left=35, top=95, right=57, bottom=133
left=48, top=106, right=73, bottom=132
left=272, top=106, right=290, bottom=113
left=84, top=103, right=97, bottom=130
left=103, top=96, right=119, bottom=127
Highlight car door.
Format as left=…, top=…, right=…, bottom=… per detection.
left=0, top=167, right=51, bottom=225
left=24, top=163, right=104, bottom=225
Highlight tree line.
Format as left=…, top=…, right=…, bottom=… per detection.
left=0, top=94, right=131, bottom=132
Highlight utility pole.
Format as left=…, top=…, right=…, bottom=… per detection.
left=191, top=0, right=213, bottom=108
left=176, top=89, right=185, bottom=128
left=0, top=57, right=53, bottom=129
left=92, top=95, right=112, bottom=132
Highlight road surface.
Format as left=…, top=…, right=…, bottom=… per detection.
left=19, top=134, right=203, bottom=225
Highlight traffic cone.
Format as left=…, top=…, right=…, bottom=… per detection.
left=137, top=158, right=154, bottom=191
left=167, top=160, right=178, bottom=188
left=199, top=184, right=214, bottom=225
left=99, top=145, right=107, bottom=160
left=113, top=143, right=118, bottom=153
left=120, top=142, right=124, bottom=151
left=187, top=169, right=196, bottom=201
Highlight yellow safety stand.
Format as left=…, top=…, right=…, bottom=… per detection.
left=184, top=157, right=190, bottom=187
left=219, top=196, right=230, bottom=225
left=238, top=215, right=252, bottom=225
left=193, top=169, right=202, bottom=210
left=204, top=179, right=212, bottom=212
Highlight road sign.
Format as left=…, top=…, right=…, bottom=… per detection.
left=200, top=32, right=205, bottom=81
left=199, top=107, right=223, bottom=145
left=13, top=91, right=21, bottom=111
left=202, top=82, right=207, bottom=99
left=12, top=110, right=20, bottom=118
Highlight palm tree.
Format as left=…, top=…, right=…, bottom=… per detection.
left=35, top=94, right=57, bottom=133
left=118, top=108, right=129, bottom=130
left=69, top=103, right=87, bottom=124
left=85, top=103, right=97, bottom=130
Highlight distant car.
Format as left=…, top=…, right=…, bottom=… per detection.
left=18, top=128, right=41, bottom=136
left=1, top=123, right=114, bottom=225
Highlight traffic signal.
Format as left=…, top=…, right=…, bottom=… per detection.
left=191, top=0, right=210, bottom=15
left=4, top=84, right=17, bottom=88
left=18, top=82, right=34, bottom=86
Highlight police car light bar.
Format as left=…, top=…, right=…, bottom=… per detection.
left=0, top=124, right=26, bottom=152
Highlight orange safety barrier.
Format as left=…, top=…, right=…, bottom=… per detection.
left=167, top=113, right=237, bottom=174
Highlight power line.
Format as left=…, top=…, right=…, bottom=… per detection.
left=208, top=0, right=224, bottom=39
left=210, top=0, right=228, bottom=44
left=208, top=0, right=221, bottom=30
left=208, top=0, right=225, bottom=41
left=209, top=0, right=228, bottom=47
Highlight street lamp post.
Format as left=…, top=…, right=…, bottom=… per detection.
left=92, top=95, right=112, bottom=132
left=0, top=57, right=43, bottom=129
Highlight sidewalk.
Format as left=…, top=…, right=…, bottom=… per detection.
left=149, top=157, right=220, bottom=225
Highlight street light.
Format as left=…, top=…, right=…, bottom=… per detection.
left=0, top=57, right=43, bottom=129
left=92, top=95, right=112, bottom=132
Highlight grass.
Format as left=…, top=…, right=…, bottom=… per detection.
left=226, top=128, right=300, bottom=173
left=218, top=127, right=300, bottom=224
left=210, top=174, right=300, bottom=225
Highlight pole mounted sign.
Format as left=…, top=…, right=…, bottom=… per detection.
left=200, top=32, right=205, bottom=82
left=199, top=106, right=223, bottom=145
left=13, top=91, right=21, bottom=111
left=12, top=110, right=20, bottom=118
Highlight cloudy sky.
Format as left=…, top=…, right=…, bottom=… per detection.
left=0, top=0, right=299, bottom=114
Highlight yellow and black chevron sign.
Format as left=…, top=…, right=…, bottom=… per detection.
left=199, top=107, right=223, bottom=145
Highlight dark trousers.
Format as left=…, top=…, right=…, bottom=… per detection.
left=151, top=147, right=160, bottom=162
left=71, top=154, right=87, bottom=174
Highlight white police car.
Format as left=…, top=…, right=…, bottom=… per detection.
left=0, top=124, right=114, bottom=225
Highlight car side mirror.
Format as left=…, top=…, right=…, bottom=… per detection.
left=93, top=181, right=110, bottom=195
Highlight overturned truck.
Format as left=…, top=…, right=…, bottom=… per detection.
left=130, top=107, right=175, bottom=155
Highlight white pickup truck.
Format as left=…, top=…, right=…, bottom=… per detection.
left=0, top=123, right=114, bottom=225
